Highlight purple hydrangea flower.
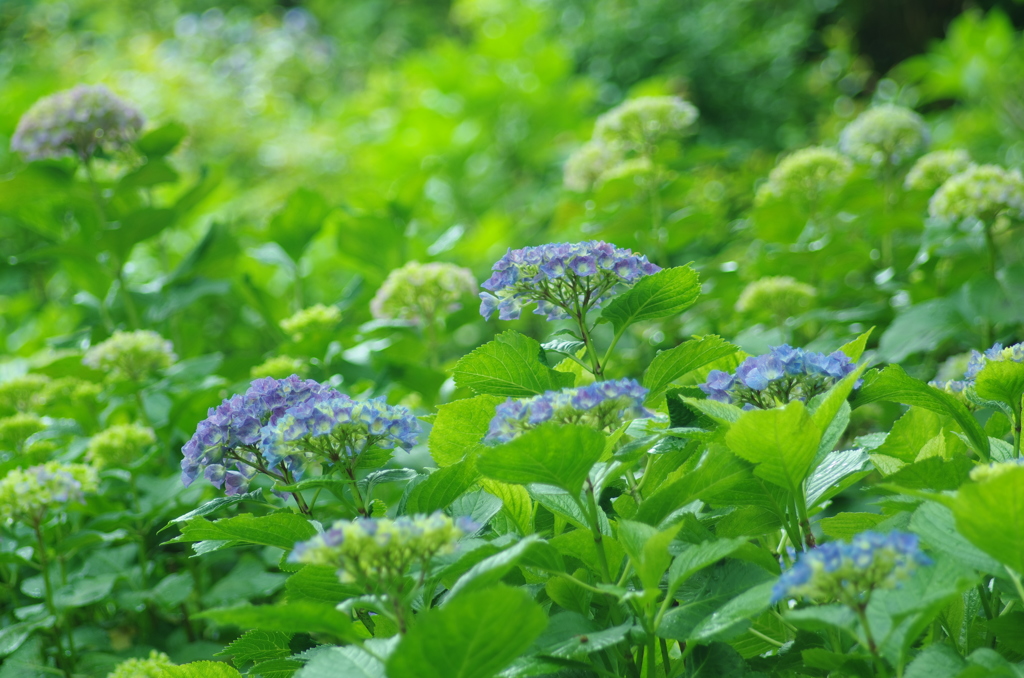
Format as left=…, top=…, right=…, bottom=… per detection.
left=479, top=241, right=660, bottom=322
left=486, top=378, right=652, bottom=443
left=931, top=341, right=1024, bottom=395
left=772, top=531, right=931, bottom=605
left=700, top=344, right=859, bottom=409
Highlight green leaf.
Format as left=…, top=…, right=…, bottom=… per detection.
left=445, top=535, right=563, bottom=601
left=635, top=446, right=749, bottom=526
left=406, top=459, right=479, bottom=514
left=903, top=645, right=966, bottom=678
left=725, top=401, right=821, bottom=494
left=532, top=613, right=633, bottom=658
left=161, top=489, right=267, bottom=531
left=197, top=601, right=357, bottom=642
left=617, top=520, right=681, bottom=596
left=169, top=513, right=316, bottom=551
left=429, top=395, right=505, bottom=466
left=680, top=396, right=744, bottom=425
left=293, top=646, right=385, bottom=678
left=453, top=331, right=574, bottom=397
left=785, top=605, right=857, bottom=632
left=851, top=365, right=989, bottom=460
left=215, top=630, right=292, bottom=667
left=248, top=659, right=302, bottom=678
left=162, top=662, right=243, bottom=678
left=975, top=360, right=1024, bottom=417
left=53, top=574, right=115, bottom=609
left=810, top=362, right=868, bottom=434
left=476, top=424, right=604, bottom=496
left=137, top=121, right=188, bottom=156
left=909, top=502, right=1002, bottom=575
left=688, top=580, right=775, bottom=642
left=386, top=585, right=547, bottom=678
left=643, top=335, right=737, bottom=402
left=819, top=512, right=886, bottom=540
left=667, top=538, right=748, bottom=594
left=600, top=266, right=701, bottom=332
left=267, top=188, right=333, bottom=261
left=872, top=407, right=946, bottom=464
left=806, top=448, right=870, bottom=508
left=285, top=565, right=361, bottom=605
left=952, top=466, right=1024, bottom=573
left=480, top=479, right=533, bottom=535
left=838, top=327, right=874, bottom=362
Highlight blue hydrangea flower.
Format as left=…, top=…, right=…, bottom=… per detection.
left=930, top=341, right=1024, bottom=396
left=485, top=378, right=652, bottom=443
left=701, top=345, right=858, bottom=409
left=479, top=241, right=660, bottom=322
left=772, top=531, right=931, bottom=605
left=180, top=375, right=339, bottom=494
left=259, top=394, right=419, bottom=468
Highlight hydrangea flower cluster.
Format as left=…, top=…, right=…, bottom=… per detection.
left=701, top=345, right=858, bottom=409
left=83, top=330, right=176, bottom=381
left=734, top=276, right=816, bottom=319
left=86, top=423, right=156, bottom=469
left=290, top=513, right=476, bottom=584
left=250, top=355, right=308, bottom=380
left=0, top=374, right=51, bottom=415
left=970, top=458, right=1024, bottom=483
left=370, top=261, right=477, bottom=327
left=259, top=394, right=419, bottom=468
left=107, top=650, right=175, bottom=678
left=594, top=96, right=699, bottom=153
left=181, top=376, right=420, bottom=496
left=0, top=413, right=46, bottom=453
left=485, top=379, right=652, bottom=443
left=930, top=342, right=1024, bottom=396
left=181, top=375, right=337, bottom=494
left=904, top=149, right=972, bottom=192
left=0, top=462, right=98, bottom=523
left=839, top=104, right=929, bottom=167
left=280, top=304, right=342, bottom=341
left=771, top=531, right=931, bottom=605
left=754, top=147, right=852, bottom=206
left=11, top=85, right=145, bottom=162
left=0, top=373, right=101, bottom=416
left=563, top=95, right=698, bottom=192
left=928, top=164, right=1024, bottom=223
left=479, top=241, right=660, bottom=321
left=563, top=140, right=623, bottom=192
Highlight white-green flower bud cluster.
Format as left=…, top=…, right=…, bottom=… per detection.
left=83, top=330, right=176, bottom=382
left=970, top=459, right=1024, bottom=483
left=250, top=355, right=308, bottom=380
left=839, top=104, right=929, bottom=167
left=11, top=85, right=145, bottom=162
left=928, top=164, right=1024, bottom=223
left=904, top=149, right=972, bottom=192
left=0, top=461, right=98, bottom=523
left=594, top=95, right=699, bottom=152
left=370, top=261, right=477, bottom=327
left=86, top=423, right=156, bottom=469
left=106, top=650, right=175, bottom=678
left=735, top=276, right=817, bottom=318
left=0, top=374, right=50, bottom=415
left=563, top=95, right=699, bottom=192
left=0, top=413, right=46, bottom=453
left=290, top=513, right=475, bottom=584
left=0, top=374, right=101, bottom=417
left=280, top=304, right=342, bottom=341
left=755, top=146, right=852, bottom=206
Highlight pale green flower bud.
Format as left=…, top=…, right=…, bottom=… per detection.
left=250, top=355, right=308, bottom=380
left=928, top=164, right=1024, bottom=223
left=86, top=423, right=156, bottom=469
left=107, top=650, right=175, bottom=678
left=840, top=104, right=929, bottom=167
left=0, top=374, right=51, bottom=415
left=11, top=85, right=145, bottom=162
left=280, top=304, right=342, bottom=341
left=594, top=95, right=699, bottom=153
left=563, top=140, right=622, bottom=192
left=0, top=413, right=46, bottom=453
left=83, top=331, right=176, bottom=382
left=370, top=261, right=477, bottom=327
left=970, top=459, right=1024, bottom=483
left=0, top=461, right=98, bottom=523
left=735, top=276, right=817, bottom=319
left=755, top=146, right=852, bottom=206
left=904, top=150, right=972, bottom=192
left=290, top=513, right=476, bottom=584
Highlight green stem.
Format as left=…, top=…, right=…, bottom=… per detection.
left=794, top=488, right=814, bottom=548
left=984, top=222, right=999, bottom=277
left=855, top=604, right=888, bottom=678
left=580, top=479, right=612, bottom=583
left=659, top=637, right=671, bottom=676
left=282, top=464, right=312, bottom=516
left=33, top=519, right=71, bottom=678
left=1005, top=566, right=1024, bottom=605
left=1013, top=400, right=1022, bottom=459
left=600, top=324, right=629, bottom=374
left=646, top=630, right=657, bottom=678
left=748, top=627, right=785, bottom=648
